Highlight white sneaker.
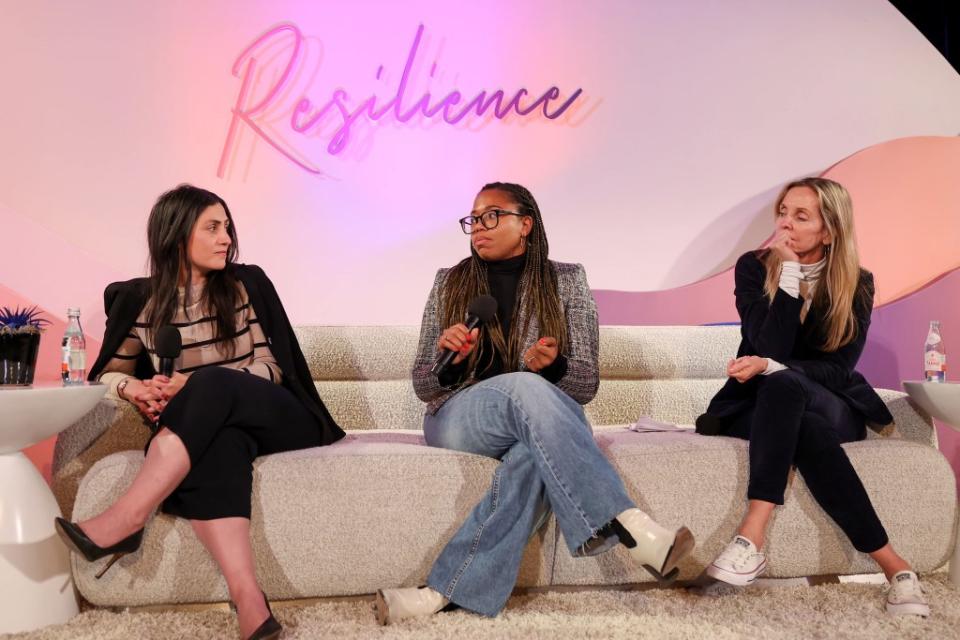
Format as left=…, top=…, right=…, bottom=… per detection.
left=706, top=535, right=767, bottom=586
left=616, top=508, right=696, bottom=581
left=885, top=571, right=930, bottom=617
left=375, top=586, right=449, bottom=625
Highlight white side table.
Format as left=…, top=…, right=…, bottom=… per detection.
left=0, top=383, right=106, bottom=634
left=902, top=381, right=960, bottom=586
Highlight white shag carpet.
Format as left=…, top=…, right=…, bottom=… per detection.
left=8, top=575, right=959, bottom=640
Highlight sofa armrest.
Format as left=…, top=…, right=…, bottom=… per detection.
left=869, top=389, right=937, bottom=448
left=51, top=397, right=152, bottom=519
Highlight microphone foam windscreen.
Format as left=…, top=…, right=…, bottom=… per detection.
left=155, top=325, right=183, bottom=359
left=468, top=295, right=498, bottom=323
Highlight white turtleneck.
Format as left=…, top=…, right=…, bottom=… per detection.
left=762, top=257, right=827, bottom=376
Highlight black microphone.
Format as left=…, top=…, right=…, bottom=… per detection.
left=155, top=325, right=182, bottom=377
left=431, top=295, right=498, bottom=377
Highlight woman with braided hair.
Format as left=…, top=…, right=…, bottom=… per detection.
left=374, top=182, right=695, bottom=623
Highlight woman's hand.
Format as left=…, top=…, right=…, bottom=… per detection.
left=524, top=337, right=558, bottom=373
left=768, top=230, right=800, bottom=263
left=727, top=356, right=768, bottom=383
left=145, top=372, right=190, bottom=402
left=121, top=378, right=166, bottom=422
left=438, top=324, right=480, bottom=365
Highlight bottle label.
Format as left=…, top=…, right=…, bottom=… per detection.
left=69, top=350, right=86, bottom=370
left=924, top=351, right=946, bottom=371
left=926, top=333, right=942, bottom=346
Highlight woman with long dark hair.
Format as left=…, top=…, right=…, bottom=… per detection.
left=55, top=185, right=345, bottom=639
left=374, top=182, right=695, bottom=623
left=697, top=177, right=929, bottom=616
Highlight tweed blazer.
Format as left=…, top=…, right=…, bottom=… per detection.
left=412, top=260, right=600, bottom=415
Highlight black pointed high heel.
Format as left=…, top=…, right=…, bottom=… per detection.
left=54, top=517, right=144, bottom=579
left=247, top=613, right=282, bottom=640
left=230, top=590, right=282, bottom=640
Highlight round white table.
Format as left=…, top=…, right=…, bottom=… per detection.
left=0, top=383, right=106, bottom=634
left=902, top=381, right=960, bottom=586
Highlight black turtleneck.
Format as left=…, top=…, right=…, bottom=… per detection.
left=486, top=253, right=527, bottom=339
left=438, top=253, right=568, bottom=388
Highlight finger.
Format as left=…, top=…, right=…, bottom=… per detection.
left=136, top=392, right=162, bottom=404
left=538, top=337, right=557, bottom=348
left=442, top=334, right=464, bottom=351
left=468, top=328, right=479, bottom=342
left=728, top=361, right=748, bottom=375
left=152, top=375, right=170, bottom=383
left=523, top=350, right=538, bottom=369
left=452, top=345, right=474, bottom=364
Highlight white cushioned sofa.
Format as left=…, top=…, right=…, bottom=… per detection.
left=51, top=325, right=958, bottom=607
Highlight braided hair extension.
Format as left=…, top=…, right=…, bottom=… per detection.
left=440, top=182, right=567, bottom=375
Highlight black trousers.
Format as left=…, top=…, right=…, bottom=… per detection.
left=722, top=369, right=888, bottom=553
left=154, top=367, right=323, bottom=520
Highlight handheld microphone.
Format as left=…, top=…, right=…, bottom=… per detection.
left=431, top=295, right=498, bottom=377
left=155, top=325, right=182, bottom=377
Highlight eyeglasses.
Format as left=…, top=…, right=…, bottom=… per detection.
left=459, top=209, right=528, bottom=234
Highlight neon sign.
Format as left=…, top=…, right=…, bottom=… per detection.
left=218, top=23, right=584, bottom=177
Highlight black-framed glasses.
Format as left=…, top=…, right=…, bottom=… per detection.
left=459, top=209, right=528, bottom=234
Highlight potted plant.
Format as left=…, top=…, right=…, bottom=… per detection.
left=0, top=306, right=50, bottom=385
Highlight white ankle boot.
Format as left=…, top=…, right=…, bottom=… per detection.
left=375, top=586, right=449, bottom=625
left=616, top=508, right=695, bottom=581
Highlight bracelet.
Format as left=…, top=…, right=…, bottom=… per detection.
left=117, top=377, right=134, bottom=400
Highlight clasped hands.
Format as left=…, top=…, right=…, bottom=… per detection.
left=438, top=325, right=558, bottom=372
left=120, top=372, right=189, bottom=421
left=727, top=356, right=769, bottom=383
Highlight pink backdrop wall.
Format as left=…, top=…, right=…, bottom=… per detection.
left=2, top=1, right=959, bottom=483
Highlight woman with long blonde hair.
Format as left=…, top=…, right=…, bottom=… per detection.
left=696, top=177, right=928, bottom=616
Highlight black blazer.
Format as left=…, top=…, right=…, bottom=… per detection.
left=88, top=263, right=345, bottom=446
left=702, top=250, right=892, bottom=431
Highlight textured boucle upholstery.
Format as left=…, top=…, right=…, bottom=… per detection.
left=53, top=325, right=957, bottom=607
left=69, top=431, right=554, bottom=606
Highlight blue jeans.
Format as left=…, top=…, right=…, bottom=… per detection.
left=424, top=372, right=635, bottom=617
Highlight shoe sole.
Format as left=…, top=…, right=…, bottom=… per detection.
left=642, top=526, right=695, bottom=583
left=705, top=558, right=767, bottom=587
left=374, top=589, right=390, bottom=626
left=886, top=600, right=930, bottom=617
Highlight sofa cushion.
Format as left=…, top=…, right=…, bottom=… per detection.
left=69, top=427, right=957, bottom=606
left=552, top=427, right=957, bottom=584
left=69, top=430, right=555, bottom=607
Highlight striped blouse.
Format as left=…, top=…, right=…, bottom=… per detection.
left=98, top=282, right=281, bottom=398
